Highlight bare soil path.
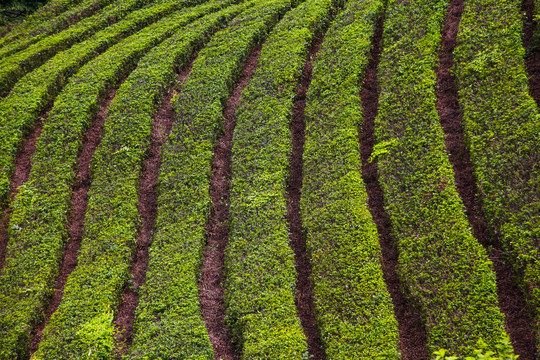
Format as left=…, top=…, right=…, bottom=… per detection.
left=436, top=0, right=537, bottom=358
left=29, top=91, right=113, bottom=355
left=359, top=11, right=430, bottom=360
left=287, top=37, right=327, bottom=360
left=523, top=0, right=540, bottom=108
left=199, top=47, right=262, bottom=360
left=0, top=116, right=45, bottom=271
left=114, top=60, right=197, bottom=358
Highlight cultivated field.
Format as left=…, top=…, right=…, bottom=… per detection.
left=0, top=0, right=539, bottom=358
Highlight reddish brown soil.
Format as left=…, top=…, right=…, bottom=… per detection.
left=286, top=38, right=326, bottom=360
left=0, top=117, right=44, bottom=271
left=523, top=0, right=540, bottom=108
left=359, top=12, right=430, bottom=360
left=198, top=47, right=261, bottom=360
left=436, top=0, right=537, bottom=358
left=113, top=60, right=197, bottom=358
left=28, top=90, right=114, bottom=355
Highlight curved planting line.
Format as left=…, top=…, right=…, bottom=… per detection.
left=302, top=0, right=421, bottom=357
left=0, top=0, right=84, bottom=47
left=0, top=0, right=148, bottom=97
left=28, top=88, right=113, bottom=356
left=0, top=3, right=227, bottom=358
left=225, top=0, right=341, bottom=356
left=523, top=0, right=540, bottom=109
left=359, top=6, right=429, bottom=360
left=288, top=38, right=326, bottom=360
left=112, top=60, right=195, bottom=358
left=371, top=0, right=511, bottom=356
left=298, top=0, right=425, bottom=356
left=200, top=46, right=262, bottom=360
left=0, top=117, right=44, bottom=271
left=453, top=0, right=540, bottom=353
left=122, top=5, right=262, bottom=357
left=29, top=3, right=238, bottom=359
left=0, top=0, right=115, bottom=60
left=129, top=1, right=296, bottom=357
left=0, top=0, right=199, bottom=207
left=436, top=0, right=537, bottom=357
left=0, top=122, right=44, bottom=357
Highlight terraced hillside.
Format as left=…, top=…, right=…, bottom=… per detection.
left=0, top=0, right=539, bottom=358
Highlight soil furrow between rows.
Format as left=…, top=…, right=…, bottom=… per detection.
left=199, top=46, right=262, bottom=360
left=436, top=0, right=537, bottom=358
left=0, top=117, right=44, bottom=271
left=359, top=10, right=430, bottom=360
left=287, top=37, right=326, bottom=360
left=28, top=89, right=114, bottom=356
left=522, top=0, right=540, bottom=108
left=113, top=59, right=197, bottom=358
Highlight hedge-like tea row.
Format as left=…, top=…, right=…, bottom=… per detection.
left=0, top=0, right=115, bottom=60
left=225, top=0, right=339, bottom=357
left=21, top=3, right=232, bottom=359
left=0, top=0, right=83, bottom=47
left=128, top=0, right=303, bottom=356
left=453, top=0, right=540, bottom=349
left=300, top=0, right=400, bottom=357
left=125, top=5, right=252, bottom=358
left=0, top=0, right=147, bottom=96
left=373, top=0, right=510, bottom=356
left=0, top=0, right=194, bottom=204
left=0, top=2, right=222, bottom=359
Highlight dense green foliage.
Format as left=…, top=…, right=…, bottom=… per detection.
left=0, top=0, right=147, bottom=96
left=0, top=0, right=191, bottom=204
left=454, top=0, right=540, bottom=350
left=0, top=0, right=78, bottom=33
left=0, top=2, right=224, bottom=358
left=374, top=0, right=509, bottom=355
left=125, top=0, right=295, bottom=356
left=23, top=3, right=229, bottom=359
left=434, top=338, right=519, bottom=360
left=300, top=0, right=400, bottom=357
left=0, top=0, right=81, bottom=41
left=134, top=0, right=302, bottom=357
left=0, top=0, right=115, bottom=60
left=0, top=0, right=538, bottom=356
left=0, top=2, right=222, bottom=358
left=224, top=0, right=339, bottom=356
left=0, top=0, right=51, bottom=26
